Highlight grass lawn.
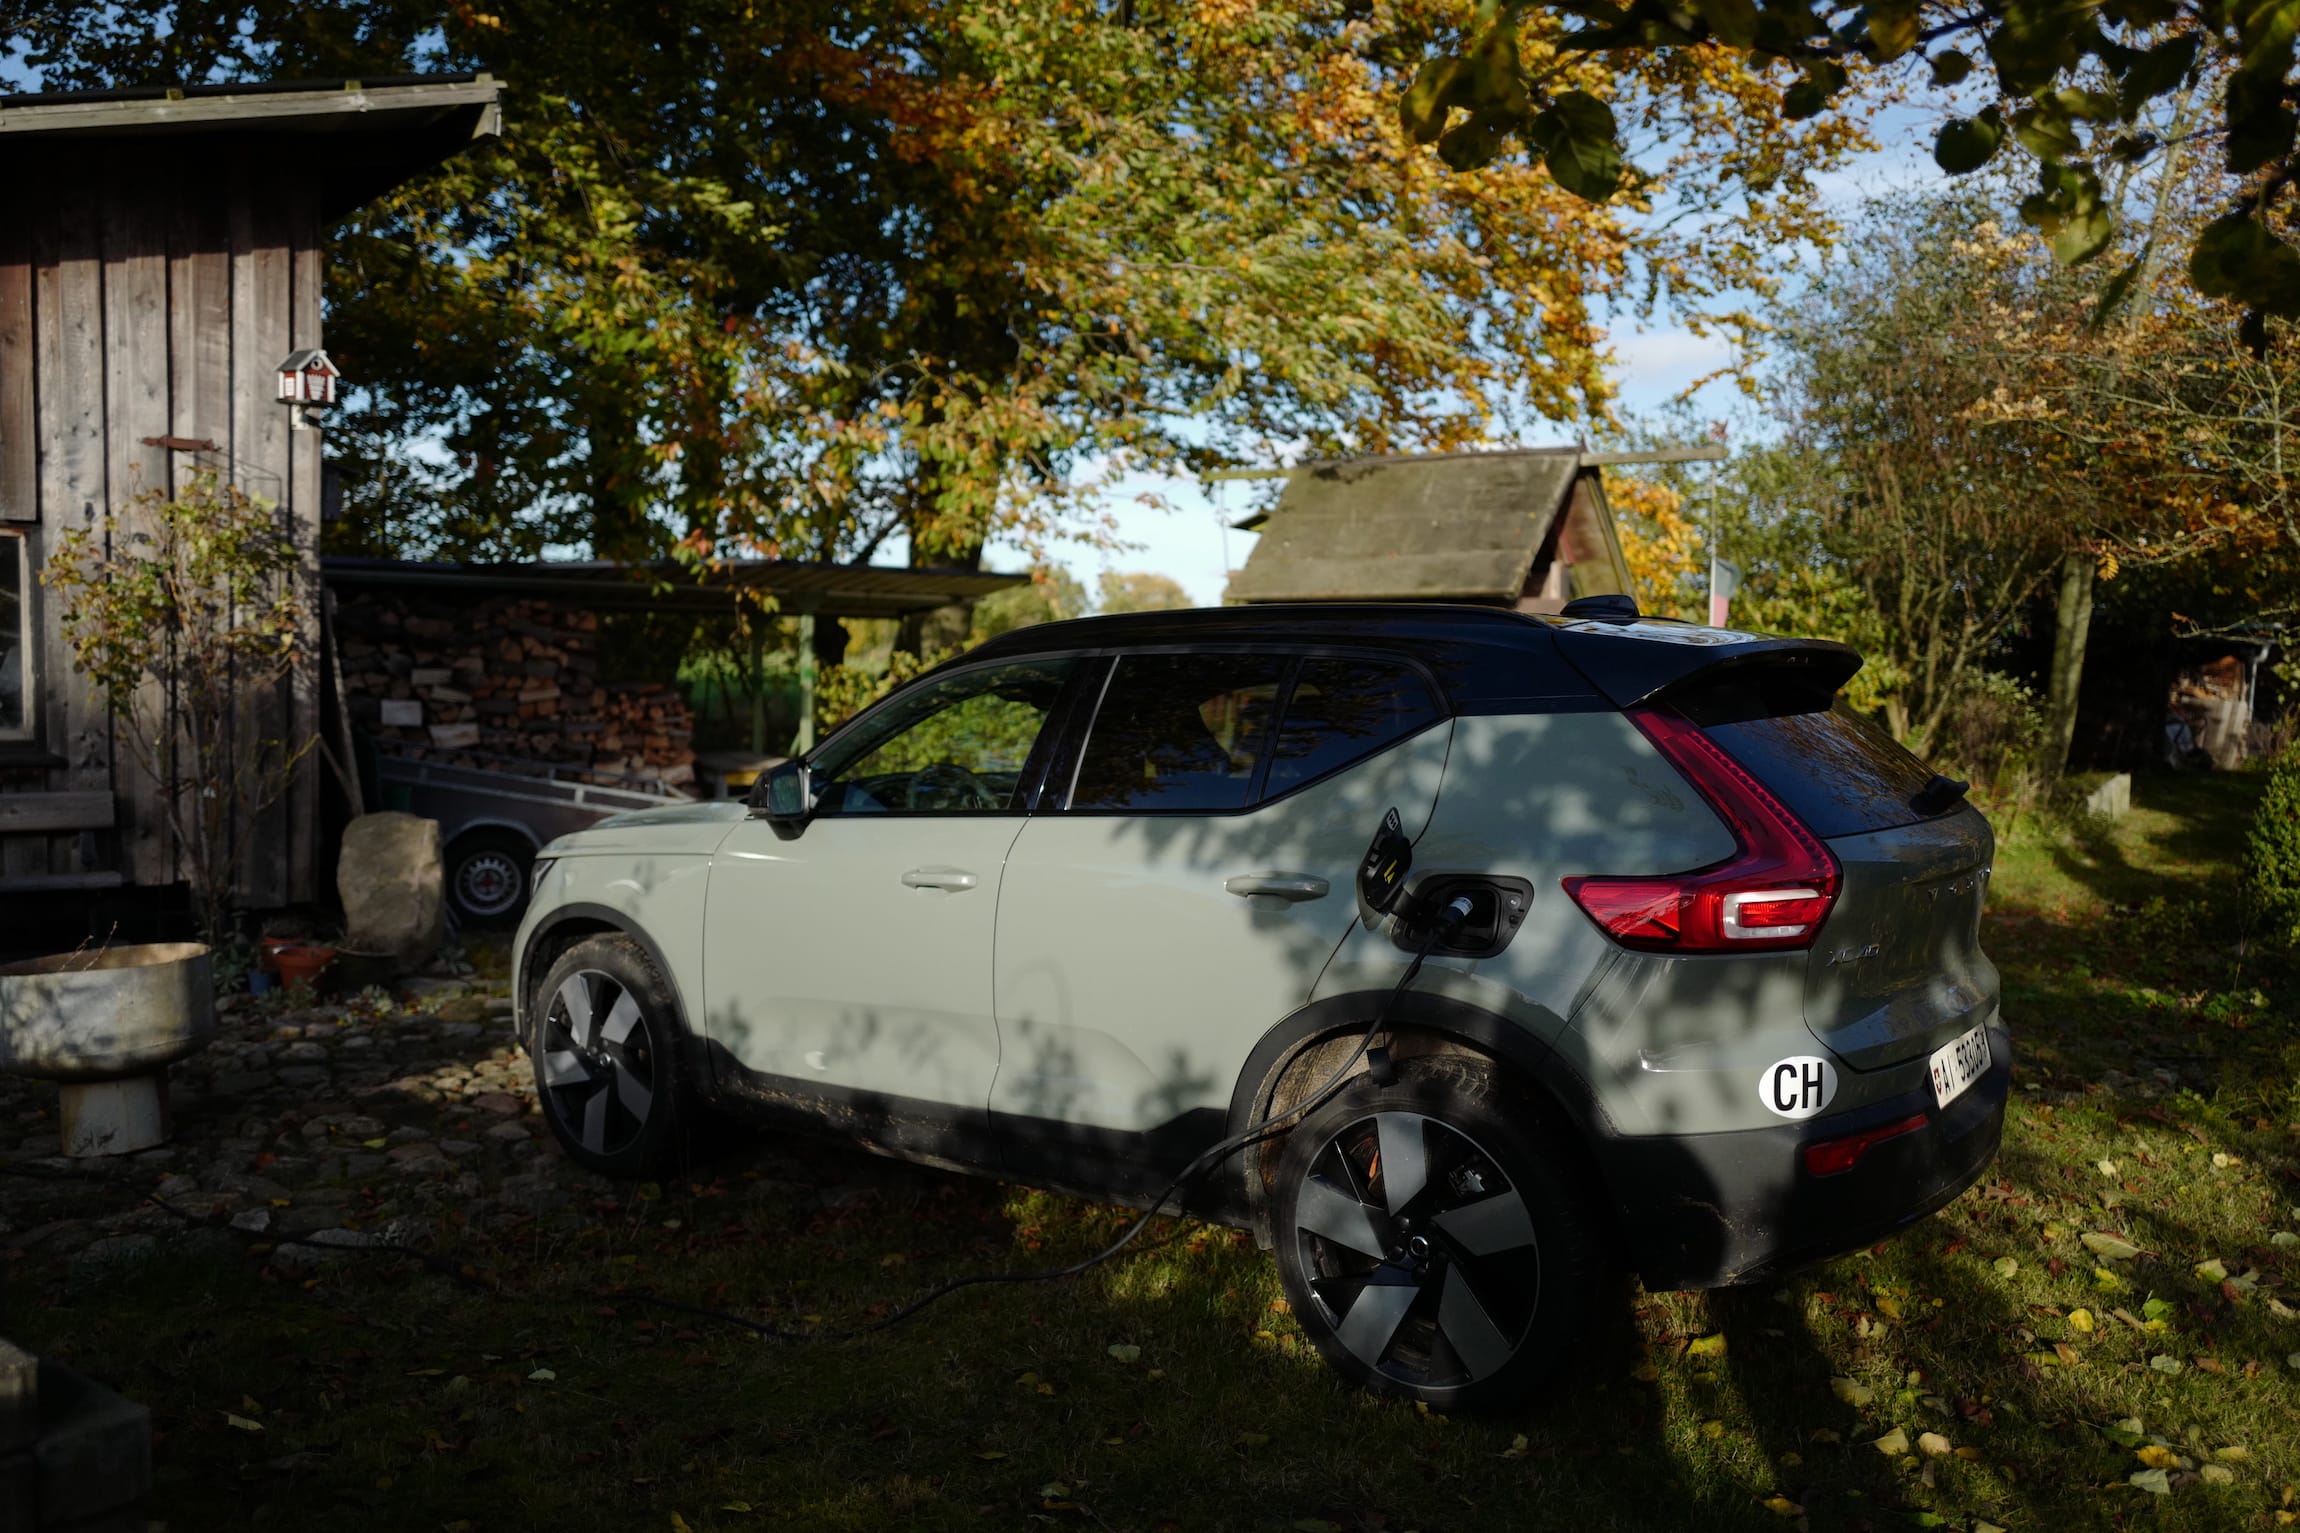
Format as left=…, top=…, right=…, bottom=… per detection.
left=12, top=770, right=2300, bottom=1532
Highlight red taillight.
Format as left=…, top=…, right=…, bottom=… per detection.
left=1561, top=706, right=1842, bottom=953
left=1802, top=1112, right=1928, bottom=1177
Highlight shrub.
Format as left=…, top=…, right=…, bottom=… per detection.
left=2247, top=746, right=2300, bottom=949
left=1927, top=670, right=2051, bottom=815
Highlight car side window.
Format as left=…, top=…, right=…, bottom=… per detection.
left=810, top=658, right=1074, bottom=815
left=1264, top=657, right=1441, bottom=796
left=1068, top=652, right=1288, bottom=812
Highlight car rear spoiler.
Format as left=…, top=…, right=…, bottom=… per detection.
left=1544, top=618, right=1863, bottom=710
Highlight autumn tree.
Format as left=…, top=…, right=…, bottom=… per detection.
left=17, top=0, right=1871, bottom=640
left=1396, top=1, right=2300, bottom=344
left=1096, top=572, right=1195, bottom=615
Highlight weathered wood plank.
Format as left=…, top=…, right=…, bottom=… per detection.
left=0, top=209, right=33, bottom=524
left=285, top=197, right=324, bottom=904
left=0, top=869, right=126, bottom=893
left=0, top=790, right=115, bottom=833
left=231, top=165, right=296, bottom=908
left=166, top=179, right=232, bottom=498
left=104, top=152, right=176, bottom=890
left=31, top=153, right=116, bottom=831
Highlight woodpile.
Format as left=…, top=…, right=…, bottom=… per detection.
left=336, top=594, right=699, bottom=792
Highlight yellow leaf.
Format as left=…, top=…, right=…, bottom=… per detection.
left=1874, top=1295, right=1903, bottom=1320
left=1686, top=1332, right=1728, bottom=1358
left=975, top=1451, right=1007, bottom=1461
left=1918, top=1432, right=1953, bottom=1457
left=223, top=1412, right=264, bottom=1432
left=2216, top=1446, right=2251, bottom=1462
left=2136, top=1445, right=2181, bottom=1469
left=2196, top=1258, right=2229, bottom=1282
left=1829, top=1376, right=1873, bottom=1407
left=671, top=1515, right=693, bottom=1533
left=1870, top=1427, right=1909, bottom=1455
left=2068, top=1307, right=2095, bottom=1334
left=1699, top=1419, right=1725, bottom=1438
left=2054, top=1341, right=2082, bottom=1366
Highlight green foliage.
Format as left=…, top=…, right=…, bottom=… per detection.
left=41, top=470, right=314, bottom=937
left=1408, top=1, right=2300, bottom=331
left=1929, top=670, right=2052, bottom=812
left=1095, top=571, right=1193, bottom=616
left=2247, top=746, right=2300, bottom=948
left=970, top=567, right=1093, bottom=643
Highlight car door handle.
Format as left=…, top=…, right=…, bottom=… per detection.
left=901, top=866, right=979, bottom=892
left=1223, top=873, right=1330, bottom=902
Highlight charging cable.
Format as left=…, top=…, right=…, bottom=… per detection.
left=849, top=891, right=1478, bottom=1334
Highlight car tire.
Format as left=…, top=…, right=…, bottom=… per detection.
left=1271, top=1054, right=1601, bottom=1411
left=529, top=933, right=689, bottom=1178
left=445, top=829, right=536, bottom=929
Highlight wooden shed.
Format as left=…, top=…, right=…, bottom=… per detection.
left=0, top=76, right=501, bottom=906
left=1224, top=447, right=1636, bottom=610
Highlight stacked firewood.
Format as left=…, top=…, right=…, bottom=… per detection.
left=335, top=595, right=699, bottom=791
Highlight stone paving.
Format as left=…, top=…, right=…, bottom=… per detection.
left=0, top=968, right=627, bottom=1286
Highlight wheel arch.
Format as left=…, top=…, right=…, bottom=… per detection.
left=445, top=817, right=544, bottom=851
left=1227, top=991, right=1627, bottom=1255
left=516, top=903, right=694, bottom=1053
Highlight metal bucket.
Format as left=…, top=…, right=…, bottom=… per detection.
left=0, top=943, right=213, bottom=1156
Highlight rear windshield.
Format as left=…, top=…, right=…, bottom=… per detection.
left=1672, top=674, right=1943, bottom=839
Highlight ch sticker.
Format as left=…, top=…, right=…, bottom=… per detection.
left=1757, top=1055, right=1838, bottom=1120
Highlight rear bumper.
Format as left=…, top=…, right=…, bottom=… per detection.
left=1597, top=1025, right=2011, bottom=1289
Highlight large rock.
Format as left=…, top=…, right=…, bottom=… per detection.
left=338, top=813, right=445, bottom=966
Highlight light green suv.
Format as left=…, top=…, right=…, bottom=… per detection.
left=513, top=600, right=2007, bottom=1408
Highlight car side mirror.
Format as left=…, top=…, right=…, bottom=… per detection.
left=750, top=759, right=813, bottom=822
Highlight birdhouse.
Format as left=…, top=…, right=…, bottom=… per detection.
left=276, top=348, right=340, bottom=407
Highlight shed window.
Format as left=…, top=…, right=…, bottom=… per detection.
left=0, top=534, right=27, bottom=738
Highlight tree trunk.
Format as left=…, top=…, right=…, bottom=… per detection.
left=2043, top=551, right=2096, bottom=782
left=898, top=539, right=984, bottom=658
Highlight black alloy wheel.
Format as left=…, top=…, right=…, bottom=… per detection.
left=530, top=934, right=685, bottom=1176
left=1273, top=1057, right=1599, bottom=1410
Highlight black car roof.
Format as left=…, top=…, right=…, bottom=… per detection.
left=961, top=601, right=1861, bottom=714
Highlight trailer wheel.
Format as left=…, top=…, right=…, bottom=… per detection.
left=445, top=829, right=536, bottom=928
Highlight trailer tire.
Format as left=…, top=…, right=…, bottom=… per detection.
left=444, top=828, right=536, bottom=929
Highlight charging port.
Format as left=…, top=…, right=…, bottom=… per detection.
left=1392, top=876, right=1535, bottom=959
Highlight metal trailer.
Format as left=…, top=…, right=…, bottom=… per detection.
left=371, top=741, right=687, bottom=927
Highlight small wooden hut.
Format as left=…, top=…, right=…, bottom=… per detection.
left=1224, top=447, right=1637, bottom=610
left=0, top=76, right=501, bottom=905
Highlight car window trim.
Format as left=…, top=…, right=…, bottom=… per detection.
left=1050, top=642, right=1450, bottom=817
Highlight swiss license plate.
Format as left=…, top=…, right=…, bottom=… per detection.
left=1929, top=1024, right=1991, bottom=1109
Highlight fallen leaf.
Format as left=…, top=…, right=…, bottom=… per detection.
left=1500, top=1434, right=1530, bottom=1460
left=1699, top=1419, right=1725, bottom=1439
left=2211, top=1151, right=2238, bottom=1168
left=2216, top=1445, right=2250, bottom=1462
left=2201, top=1463, right=2235, bottom=1485
left=2195, top=1258, right=2228, bottom=1282
left=223, top=1412, right=264, bottom=1433
left=975, top=1451, right=1007, bottom=1461
left=1686, top=1332, right=1728, bottom=1358
left=2149, top=1354, right=2185, bottom=1374
left=1994, top=1256, right=2019, bottom=1277
left=1870, top=1427, right=1909, bottom=1455
left=2054, top=1342, right=2082, bottom=1367
left=2082, top=1232, right=2141, bottom=1261
left=1629, top=1362, right=1660, bottom=1383
left=527, top=1368, right=556, bottom=1382
left=1106, top=1344, right=1141, bottom=1363
left=2069, top=1308, right=2095, bottom=1334
left=671, top=1515, right=693, bottom=1532
left=1918, top=1432, right=1953, bottom=1457
left=1830, top=1377, right=1873, bottom=1407
left=2136, top=1445, right=2181, bottom=1469
left=720, top=1503, right=753, bottom=1514
left=1760, top=1495, right=1803, bottom=1516
left=2271, top=1232, right=2299, bottom=1249
left=2130, top=1467, right=2172, bottom=1495
left=1874, top=1295, right=1904, bottom=1320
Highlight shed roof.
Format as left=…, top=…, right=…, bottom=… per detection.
left=323, top=556, right=1027, bottom=621
left=1225, top=447, right=1589, bottom=604
left=0, top=75, right=503, bottom=219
